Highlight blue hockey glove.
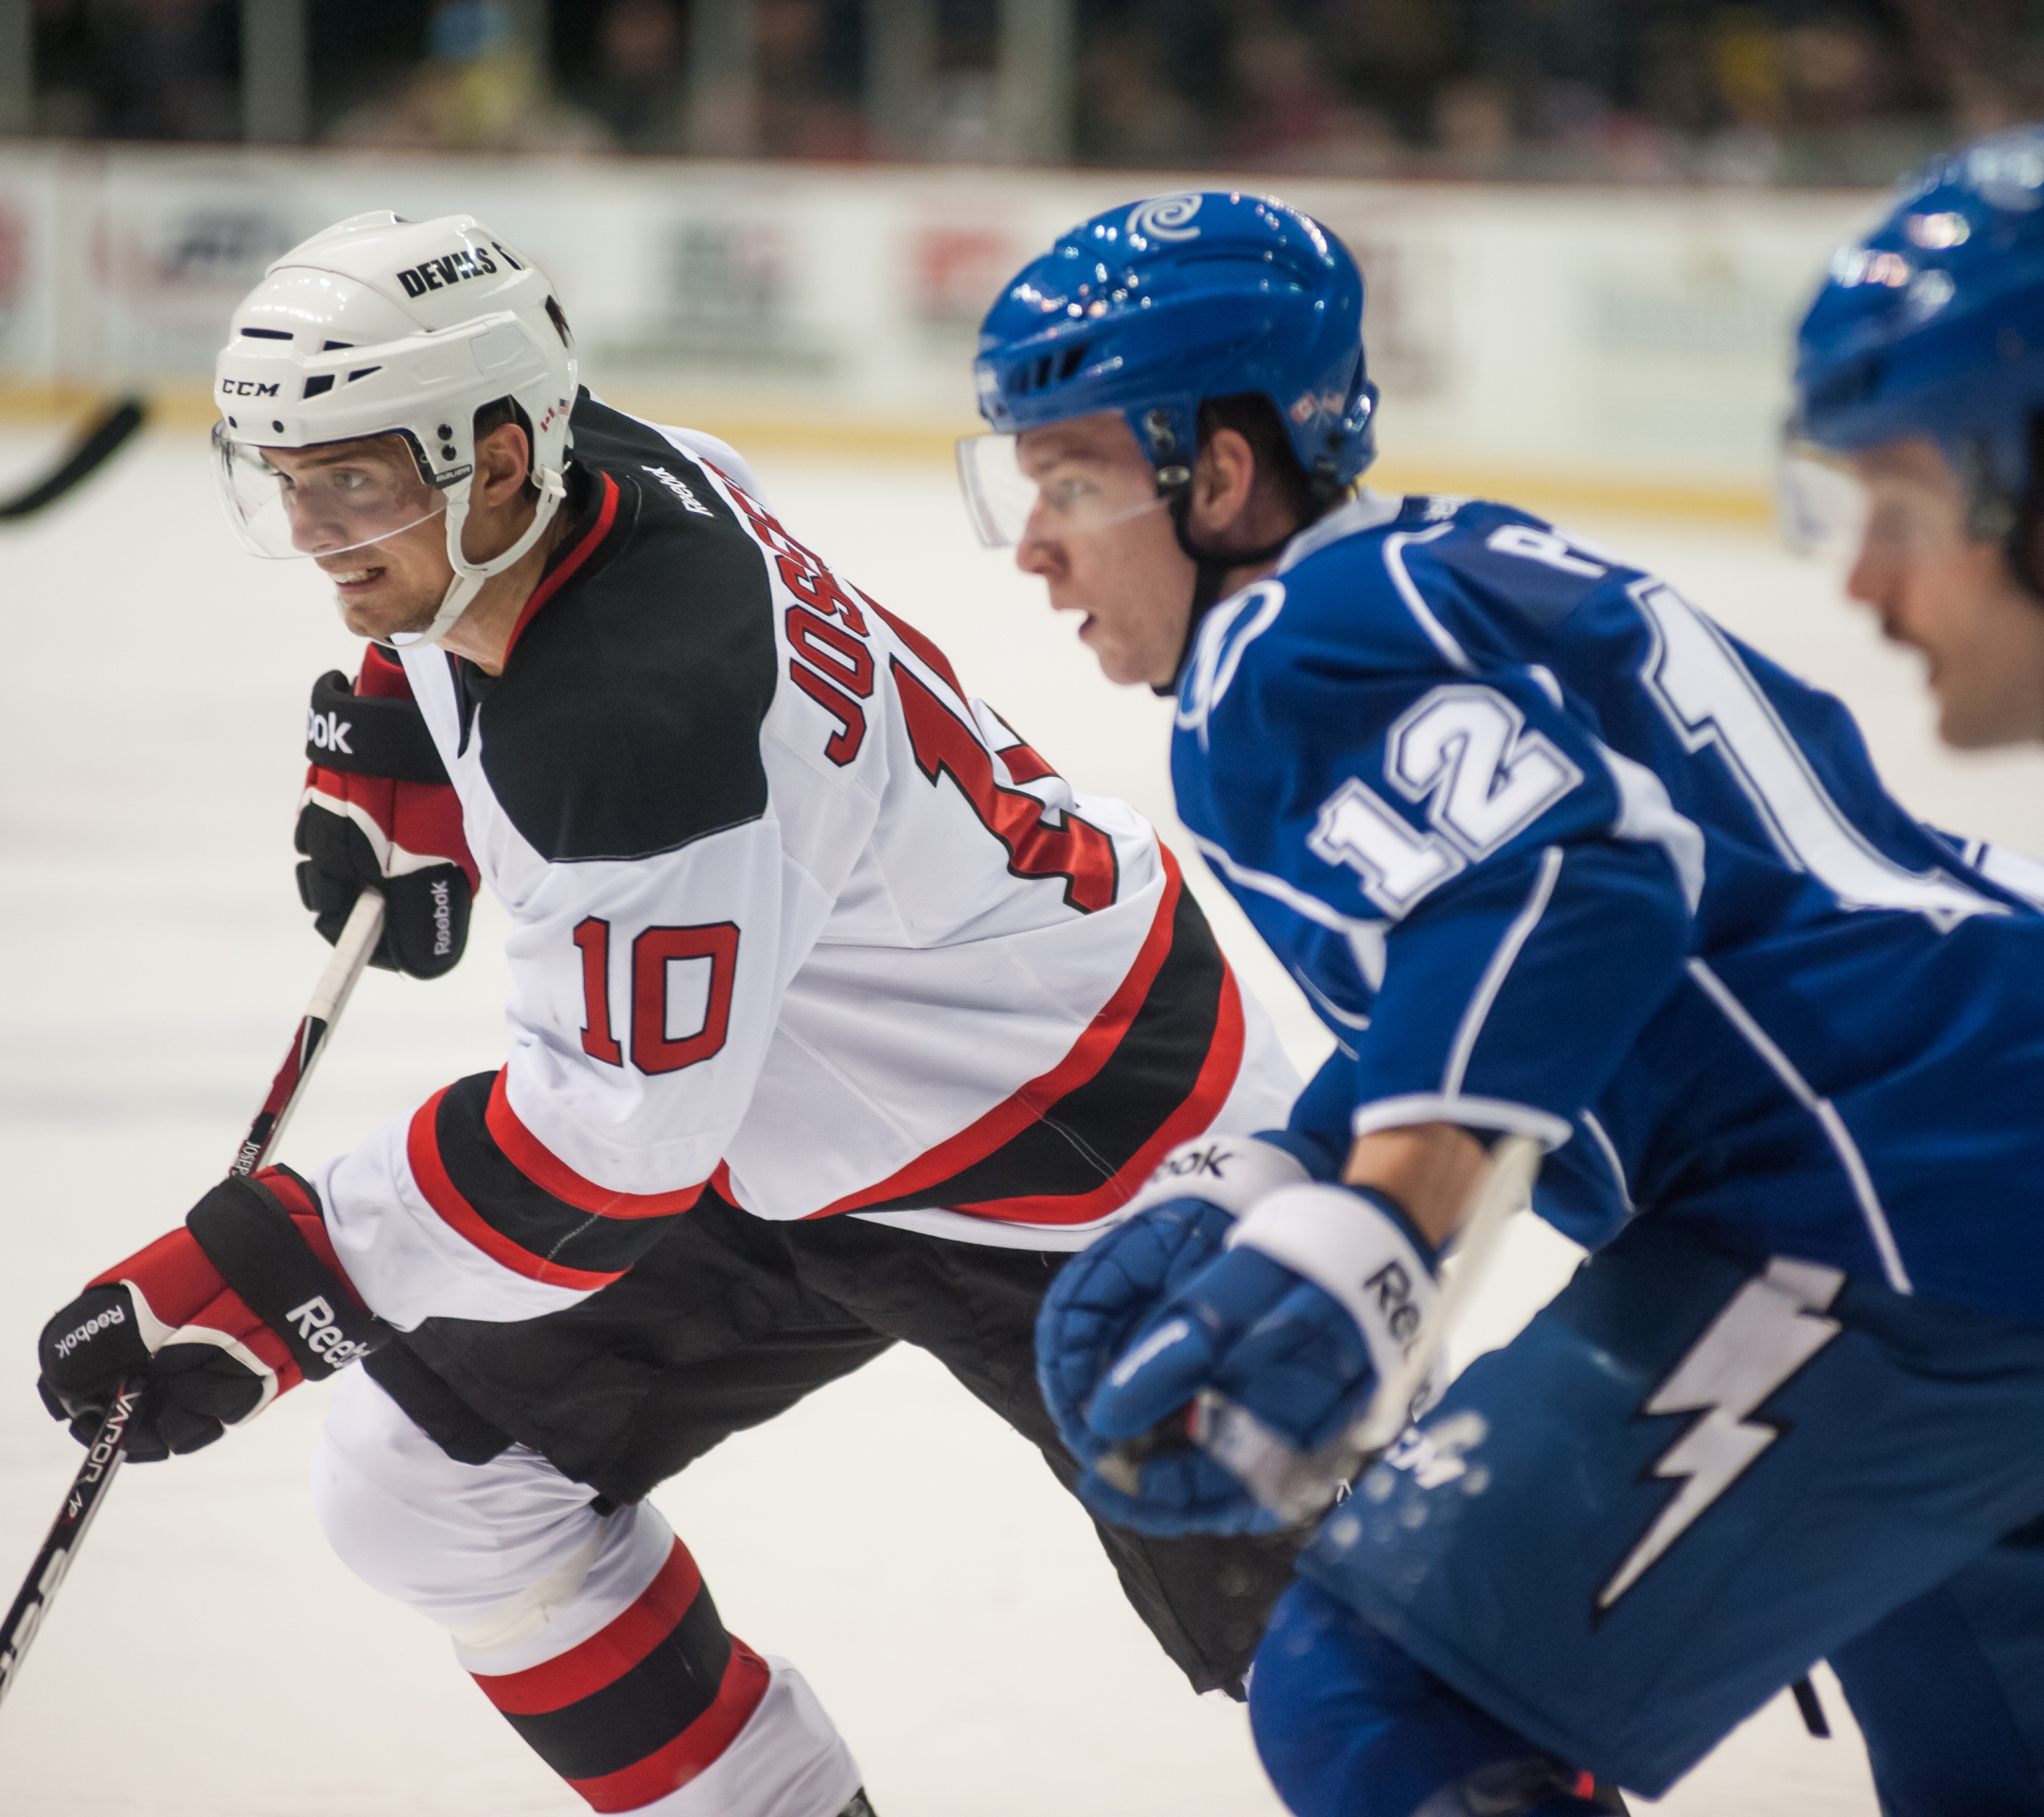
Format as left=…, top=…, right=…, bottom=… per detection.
left=1082, top=1182, right=1442, bottom=1536
left=1036, top=1131, right=1332, bottom=1534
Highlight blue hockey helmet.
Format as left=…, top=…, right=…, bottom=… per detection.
left=963, top=190, right=1375, bottom=544
left=1788, top=126, right=2044, bottom=550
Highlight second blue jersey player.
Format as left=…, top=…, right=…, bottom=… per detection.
left=960, top=186, right=2044, bottom=1813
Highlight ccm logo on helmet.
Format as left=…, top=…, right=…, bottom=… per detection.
left=396, top=246, right=500, bottom=298
left=220, top=379, right=281, bottom=397
left=285, top=1296, right=372, bottom=1370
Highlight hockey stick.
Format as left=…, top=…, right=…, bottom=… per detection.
left=231, top=889, right=387, bottom=1179
left=0, top=890, right=385, bottom=1710
left=0, top=397, right=150, bottom=523
left=1098, top=1136, right=1543, bottom=1526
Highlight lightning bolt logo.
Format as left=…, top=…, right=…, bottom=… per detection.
left=1597, top=1258, right=1845, bottom=1614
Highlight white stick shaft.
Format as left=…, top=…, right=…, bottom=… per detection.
left=230, top=890, right=385, bottom=1179
left=266, top=889, right=383, bottom=1161
left=308, top=889, right=386, bottom=1027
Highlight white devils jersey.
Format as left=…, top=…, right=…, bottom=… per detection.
left=311, top=395, right=1295, bottom=1329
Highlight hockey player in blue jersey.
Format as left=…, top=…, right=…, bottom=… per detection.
left=960, top=187, right=2044, bottom=1816
left=1788, top=125, right=2044, bottom=758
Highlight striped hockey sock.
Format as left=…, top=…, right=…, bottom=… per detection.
left=467, top=1534, right=771, bottom=1812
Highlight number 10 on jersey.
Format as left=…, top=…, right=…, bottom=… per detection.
left=573, top=917, right=739, bottom=1075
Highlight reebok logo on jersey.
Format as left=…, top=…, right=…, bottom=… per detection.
left=54, top=1305, right=126, bottom=1358
left=284, top=1296, right=373, bottom=1373
left=307, top=708, right=354, bottom=755
left=395, top=245, right=499, bottom=298
left=643, top=465, right=713, bottom=516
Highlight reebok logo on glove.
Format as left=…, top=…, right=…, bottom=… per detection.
left=1366, top=1260, right=1423, bottom=1352
left=286, top=1296, right=375, bottom=1370
left=1119, top=1133, right=1314, bottom=1224
left=430, top=878, right=453, bottom=958
left=53, top=1304, right=126, bottom=1359
left=1154, top=1142, right=1231, bottom=1186
left=307, top=707, right=355, bottom=755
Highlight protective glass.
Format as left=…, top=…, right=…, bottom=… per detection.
left=957, top=431, right=1171, bottom=550
left=1777, top=443, right=1871, bottom=560
left=213, top=422, right=448, bottom=560
left=1779, top=438, right=1973, bottom=569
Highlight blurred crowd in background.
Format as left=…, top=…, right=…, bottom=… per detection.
left=13, top=0, right=2041, bottom=185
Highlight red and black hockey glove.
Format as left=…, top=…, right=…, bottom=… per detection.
left=297, top=646, right=478, bottom=979
left=36, top=1169, right=389, bottom=1462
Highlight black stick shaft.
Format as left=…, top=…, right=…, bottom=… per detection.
left=0, top=1380, right=138, bottom=1706
left=0, top=397, right=149, bottom=522
left=0, top=891, right=384, bottom=1710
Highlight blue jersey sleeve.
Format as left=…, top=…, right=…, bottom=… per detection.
left=1181, top=514, right=1699, bottom=1154
left=1346, top=837, right=1691, bottom=1145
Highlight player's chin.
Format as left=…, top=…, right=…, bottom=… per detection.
left=1080, top=622, right=1155, bottom=688
left=1929, top=659, right=2030, bottom=749
left=332, top=583, right=420, bottom=642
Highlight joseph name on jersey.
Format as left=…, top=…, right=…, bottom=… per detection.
left=1175, top=488, right=2044, bottom=1326
left=308, top=395, right=1291, bottom=1330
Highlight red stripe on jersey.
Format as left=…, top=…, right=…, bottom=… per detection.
left=470, top=1537, right=707, bottom=1716
left=807, top=848, right=1188, bottom=1220
left=406, top=1090, right=626, bottom=1293
left=955, top=960, right=1246, bottom=1226
left=566, top=1640, right=771, bottom=1813
left=871, top=600, right=967, bottom=701
left=484, top=1070, right=707, bottom=1221
left=503, top=472, right=622, bottom=662
left=997, top=742, right=1057, bottom=785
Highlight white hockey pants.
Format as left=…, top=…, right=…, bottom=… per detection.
left=311, top=1367, right=863, bottom=1816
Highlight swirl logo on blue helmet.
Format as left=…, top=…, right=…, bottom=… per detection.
left=1126, top=194, right=1204, bottom=245
left=972, top=190, right=1378, bottom=498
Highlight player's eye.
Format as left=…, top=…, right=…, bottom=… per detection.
left=1043, top=475, right=1099, bottom=514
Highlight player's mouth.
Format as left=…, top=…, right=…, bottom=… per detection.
left=323, top=565, right=387, bottom=592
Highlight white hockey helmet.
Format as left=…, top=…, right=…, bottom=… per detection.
left=212, top=210, right=578, bottom=644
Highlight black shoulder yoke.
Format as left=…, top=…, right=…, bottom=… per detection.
left=473, top=394, right=778, bottom=864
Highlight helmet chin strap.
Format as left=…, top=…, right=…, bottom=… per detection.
left=379, top=467, right=570, bottom=651
left=1151, top=485, right=1297, bottom=697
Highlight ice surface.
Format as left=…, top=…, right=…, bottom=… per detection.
left=5, top=421, right=2035, bottom=1812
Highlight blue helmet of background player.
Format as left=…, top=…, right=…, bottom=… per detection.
left=964, top=190, right=1376, bottom=536
left=1788, top=126, right=2044, bottom=561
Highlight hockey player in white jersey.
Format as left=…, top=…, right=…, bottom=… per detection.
left=968, top=190, right=2044, bottom=1815
left=28, top=212, right=1307, bottom=1817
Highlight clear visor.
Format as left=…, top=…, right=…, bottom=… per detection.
left=957, top=431, right=1172, bottom=550
left=1777, top=442, right=1871, bottom=560
left=1779, top=437, right=1976, bottom=569
left=212, top=420, right=449, bottom=560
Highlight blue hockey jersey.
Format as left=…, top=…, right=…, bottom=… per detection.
left=1172, top=491, right=2044, bottom=1325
